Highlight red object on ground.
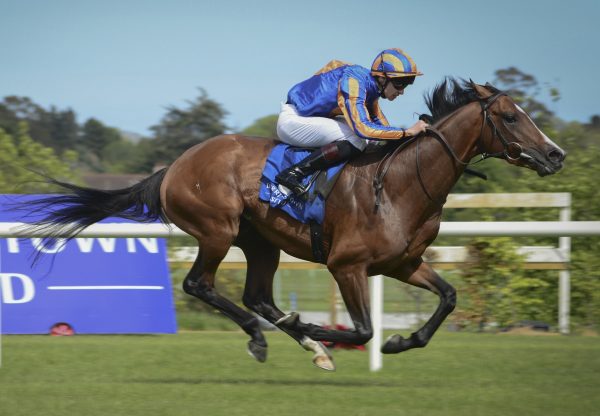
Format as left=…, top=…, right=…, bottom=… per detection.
left=50, top=323, right=75, bottom=336
left=322, top=324, right=366, bottom=351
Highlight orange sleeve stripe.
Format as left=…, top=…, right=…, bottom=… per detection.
left=372, top=100, right=390, bottom=126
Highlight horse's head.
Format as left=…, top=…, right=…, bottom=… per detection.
left=471, top=82, right=565, bottom=176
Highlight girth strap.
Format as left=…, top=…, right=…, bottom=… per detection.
left=309, top=220, right=327, bottom=264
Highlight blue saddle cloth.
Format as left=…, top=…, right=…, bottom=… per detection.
left=259, top=144, right=346, bottom=224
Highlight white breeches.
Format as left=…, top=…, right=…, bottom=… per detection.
left=276, top=103, right=367, bottom=150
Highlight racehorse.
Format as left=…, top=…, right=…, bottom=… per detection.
left=23, top=79, right=565, bottom=371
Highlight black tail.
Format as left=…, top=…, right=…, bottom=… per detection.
left=19, top=168, right=168, bottom=241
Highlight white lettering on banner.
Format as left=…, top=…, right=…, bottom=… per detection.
left=7, top=238, right=20, bottom=253
left=75, top=238, right=117, bottom=253
left=31, top=238, right=68, bottom=253
left=126, top=238, right=158, bottom=253
left=0, top=273, right=35, bottom=304
left=2, top=238, right=159, bottom=254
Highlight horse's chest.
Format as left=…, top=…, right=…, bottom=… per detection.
left=389, top=216, right=441, bottom=262
left=368, top=219, right=439, bottom=271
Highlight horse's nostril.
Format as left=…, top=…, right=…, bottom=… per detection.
left=548, top=148, right=566, bottom=163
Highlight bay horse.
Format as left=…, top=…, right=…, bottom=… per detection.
left=23, top=79, right=565, bottom=370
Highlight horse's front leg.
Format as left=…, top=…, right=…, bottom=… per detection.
left=278, top=264, right=373, bottom=346
left=381, top=260, right=456, bottom=354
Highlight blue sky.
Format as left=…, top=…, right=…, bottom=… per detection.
left=1, top=0, right=598, bottom=136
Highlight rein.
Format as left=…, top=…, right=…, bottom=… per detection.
left=372, top=135, right=420, bottom=212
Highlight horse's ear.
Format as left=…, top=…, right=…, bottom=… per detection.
left=484, top=82, right=501, bottom=93
left=472, top=82, right=494, bottom=99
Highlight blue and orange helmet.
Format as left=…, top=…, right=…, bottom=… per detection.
left=371, top=48, right=423, bottom=78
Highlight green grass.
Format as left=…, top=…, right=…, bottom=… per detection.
left=1, top=331, right=599, bottom=416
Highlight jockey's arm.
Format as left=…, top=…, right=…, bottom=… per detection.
left=371, top=100, right=390, bottom=126
left=337, top=75, right=408, bottom=141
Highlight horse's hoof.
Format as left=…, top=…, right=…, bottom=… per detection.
left=313, top=354, right=336, bottom=371
left=381, top=334, right=412, bottom=354
left=299, top=336, right=335, bottom=371
left=247, top=340, right=268, bottom=363
left=275, top=312, right=300, bottom=329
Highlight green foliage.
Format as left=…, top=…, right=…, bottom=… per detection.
left=571, top=246, right=600, bottom=328
left=47, top=106, right=79, bottom=153
left=0, top=96, right=139, bottom=174
left=453, top=237, right=527, bottom=330
left=240, top=114, right=278, bottom=139
left=124, top=138, right=162, bottom=173
left=78, top=118, right=122, bottom=171
left=100, top=139, right=140, bottom=173
left=0, top=96, right=80, bottom=153
left=0, top=123, right=78, bottom=192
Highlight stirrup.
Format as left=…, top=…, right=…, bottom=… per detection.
left=276, top=168, right=308, bottom=196
left=279, top=173, right=319, bottom=200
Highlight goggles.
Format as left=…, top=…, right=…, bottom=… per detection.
left=389, top=76, right=415, bottom=90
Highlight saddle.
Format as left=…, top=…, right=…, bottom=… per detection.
left=259, top=144, right=349, bottom=264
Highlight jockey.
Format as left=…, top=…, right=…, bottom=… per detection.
left=276, top=48, right=429, bottom=196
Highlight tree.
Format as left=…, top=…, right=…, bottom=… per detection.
left=0, top=96, right=52, bottom=146
left=0, top=96, right=79, bottom=154
left=48, top=107, right=79, bottom=153
left=79, top=118, right=122, bottom=171
left=493, top=67, right=557, bottom=129
left=150, top=89, right=228, bottom=163
left=586, top=115, right=600, bottom=130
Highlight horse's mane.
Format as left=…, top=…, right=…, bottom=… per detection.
left=424, top=77, right=480, bottom=123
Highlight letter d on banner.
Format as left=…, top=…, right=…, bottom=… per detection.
left=0, top=273, right=35, bottom=304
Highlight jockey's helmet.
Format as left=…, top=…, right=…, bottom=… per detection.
left=371, top=48, right=423, bottom=79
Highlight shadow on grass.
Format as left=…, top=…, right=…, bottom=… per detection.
left=129, top=377, right=398, bottom=388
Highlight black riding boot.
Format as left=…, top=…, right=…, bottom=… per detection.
left=275, top=141, right=361, bottom=195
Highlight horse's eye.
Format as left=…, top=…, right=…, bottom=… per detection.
left=503, top=114, right=517, bottom=124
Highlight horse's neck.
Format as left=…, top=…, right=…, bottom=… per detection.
left=435, top=102, right=483, bottom=163
left=390, top=102, right=483, bottom=208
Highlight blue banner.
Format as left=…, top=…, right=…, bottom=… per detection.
left=0, top=195, right=177, bottom=334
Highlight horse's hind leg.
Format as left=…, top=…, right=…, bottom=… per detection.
left=182, top=244, right=268, bottom=362
left=381, top=261, right=456, bottom=354
left=236, top=226, right=335, bottom=370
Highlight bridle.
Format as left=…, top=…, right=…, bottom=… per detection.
left=477, top=91, right=531, bottom=162
left=373, top=89, right=531, bottom=208
left=432, top=90, right=530, bottom=166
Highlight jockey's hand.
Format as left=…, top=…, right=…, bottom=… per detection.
left=405, top=120, right=429, bottom=137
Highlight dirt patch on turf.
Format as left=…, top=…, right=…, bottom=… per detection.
left=579, top=328, right=599, bottom=337
left=499, top=327, right=559, bottom=336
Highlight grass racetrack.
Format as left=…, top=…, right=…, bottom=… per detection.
left=1, top=331, right=598, bottom=416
